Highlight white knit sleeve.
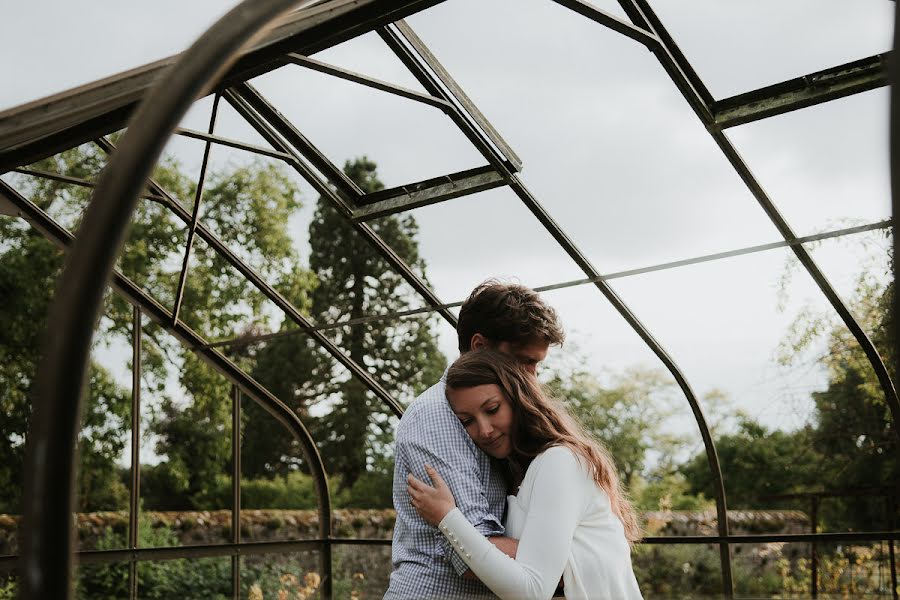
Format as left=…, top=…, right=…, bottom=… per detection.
left=437, top=447, right=587, bottom=600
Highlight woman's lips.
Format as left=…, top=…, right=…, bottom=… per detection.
left=482, top=434, right=504, bottom=450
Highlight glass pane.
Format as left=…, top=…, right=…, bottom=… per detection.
left=333, top=542, right=392, bottom=598
left=801, top=229, right=892, bottom=345
left=727, top=88, right=890, bottom=238
left=138, top=556, right=231, bottom=599
left=730, top=540, right=897, bottom=599
left=241, top=549, right=322, bottom=600
left=205, top=97, right=285, bottom=152
left=0, top=224, right=63, bottom=552
left=632, top=543, right=724, bottom=599
left=249, top=64, right=485, bottom=188
left=239, top=380, right=324, bottom=543
left=649, top=0, right=894, bottom=98
left=76, top=306, right=134, bottom=551
left=0, top=571, right=18, bottom=598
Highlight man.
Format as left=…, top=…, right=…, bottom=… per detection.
left=385, top=280, right=565, bottom=599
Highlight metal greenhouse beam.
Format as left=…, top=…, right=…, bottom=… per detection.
left=352, top=165, right=506, bottom=222
left=714, top=54, right=890, bottom=129
left=0, top=0, right=449, bottom=172
left=618, top=0, right=900, bottom=445
left=286, top=53, right=454, bottom=111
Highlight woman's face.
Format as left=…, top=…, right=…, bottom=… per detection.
left=448, top=383, right=514, bottom=458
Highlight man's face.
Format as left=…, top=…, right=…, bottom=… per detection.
left=494, top=339, right=550, bottom=375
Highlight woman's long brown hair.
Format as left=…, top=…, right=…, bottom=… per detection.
left=447, top=349, right=641, bottom=543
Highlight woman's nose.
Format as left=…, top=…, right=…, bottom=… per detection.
left=479, top=420, right=493, bottom=438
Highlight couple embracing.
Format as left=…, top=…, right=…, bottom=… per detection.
left=385, top=281, right=643, bottom=600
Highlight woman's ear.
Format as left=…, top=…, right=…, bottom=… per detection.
left=470, top=333, right=489, bottom=350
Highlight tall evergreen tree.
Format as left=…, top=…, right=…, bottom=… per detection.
left=306, top=157, right=445, bottom=488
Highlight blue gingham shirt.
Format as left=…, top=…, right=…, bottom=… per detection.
left=385, top=373, right=507, bottom=599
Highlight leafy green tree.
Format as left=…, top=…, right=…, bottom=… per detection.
left=305, top=157, right=445, bottom=488
left=682, top=249, right=897, bottom=528
left=0, top=147, right=130, bottom=513
left=799, top=274, right=897, bottom=529
left=143, top=160, right=317, bottom=509
left=0, top=144, right=320, bottom=511
left=546, top=363, right=683, bottom=486
left=679, top=417, right=823, bottom=508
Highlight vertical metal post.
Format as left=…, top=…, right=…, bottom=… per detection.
left=889, top=495, right=898, bottom=600
left=128, top=306, right=141, bottom=600
left=232, top=384, right=241, bottom=600
left=811, top=495, right=819, bottom=599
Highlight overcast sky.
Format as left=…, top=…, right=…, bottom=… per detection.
left=1, top=0, right=895, bottom=444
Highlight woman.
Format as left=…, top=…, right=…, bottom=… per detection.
left=407, top=350, right=643, bottom=600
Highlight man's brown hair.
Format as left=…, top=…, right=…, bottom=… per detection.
left=456, top=279, right=564, bottom=352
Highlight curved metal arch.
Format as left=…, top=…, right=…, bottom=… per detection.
left=618, top=0, right=900, bottom=445
left=18, top=1, right=318, bottom=597
left=383, top=18, right=736, bottom=596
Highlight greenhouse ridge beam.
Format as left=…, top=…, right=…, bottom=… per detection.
left=0, top=0, right=448, bottom=173
left=714, top=53, right=890, bottom=129
left=0, top=177, right=334, bottom=583
left=352, top=165, right=506, bottom=222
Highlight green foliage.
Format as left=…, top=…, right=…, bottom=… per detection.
left=632, top=472, right=713, bottom=512
left=543, top=352, right=685, bottom=485
left=680, top=418, right=823, bottom=509
left=0, top=165, right=131, bottom=513
left=293, top=157, right=445, bottom=489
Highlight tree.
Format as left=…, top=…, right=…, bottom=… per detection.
left=680, top=245, right=897, bottom=529
left=545, top=363, right=683, bottom=486
left=679, top=417, right=823, bottom=508
left=304, top=157, right=445, bottom=489
left=0, top=146, right=130, bottom=513
left=0, top=144, right=323, bottom=511
left=144, top=160, right=317, bottom=509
